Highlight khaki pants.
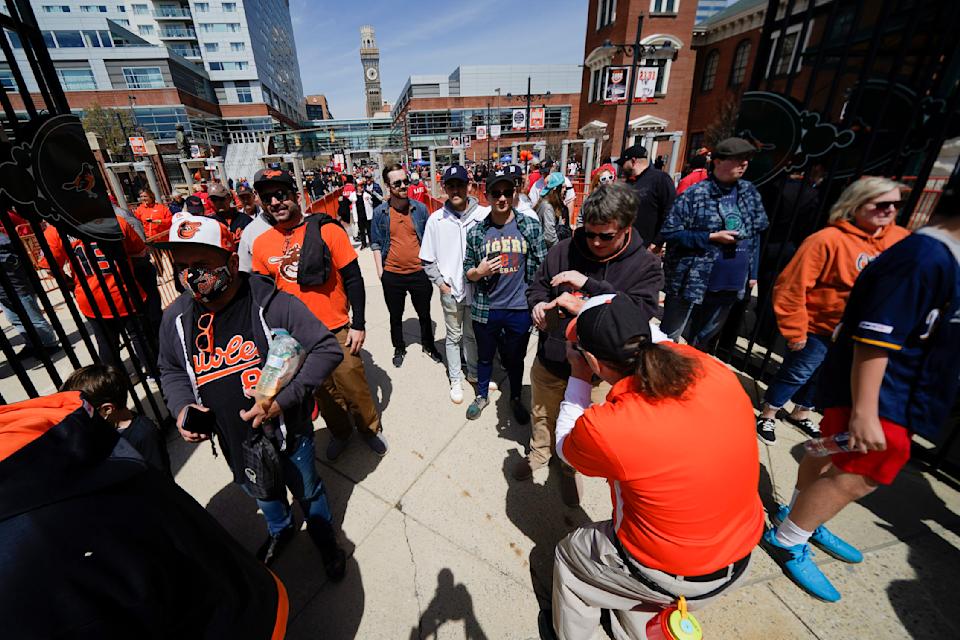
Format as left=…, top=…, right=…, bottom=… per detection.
left=553, top=521, right=751, bottom=640
left=316, top=326, right=381, bottom=440
left=529, top=358, right=609, bottom=467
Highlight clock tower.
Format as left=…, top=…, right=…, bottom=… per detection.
left=360, top=26, right=382, bottom=118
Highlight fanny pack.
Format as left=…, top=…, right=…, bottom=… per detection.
left=240, top=430, right=284, bottom=500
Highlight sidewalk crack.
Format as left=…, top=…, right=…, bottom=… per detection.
left=400, top=507, right=425, bottom=639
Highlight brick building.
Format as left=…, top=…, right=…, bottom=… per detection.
left=578, top=0, right=699, bottom=176
left=685, top=0, right=766, bottom=161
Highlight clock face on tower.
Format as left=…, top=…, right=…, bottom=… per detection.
left=366, top=66, right=378, bottom=81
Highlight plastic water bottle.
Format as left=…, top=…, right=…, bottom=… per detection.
left=254, top=329, right=305, bottom=410
left=803, top=432, right=852, bottom=457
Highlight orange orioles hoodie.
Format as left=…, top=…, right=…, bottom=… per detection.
left=773, top=220, right=910, bottom=344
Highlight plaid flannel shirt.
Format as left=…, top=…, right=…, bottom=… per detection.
left=464, top=210, right=546, bottom=323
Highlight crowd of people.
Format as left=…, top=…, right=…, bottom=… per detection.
left=2, top=135, right=959, bottom=639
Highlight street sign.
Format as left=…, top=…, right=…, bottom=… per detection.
left=512, top=109, right=527, bottom=131
left=490, top=125, right=502, bottom=139
left=129, top=136, right=147, bottom=156
left=530, top=107, right=545, bottom=130
left=476, top=125, right=487, bottom=140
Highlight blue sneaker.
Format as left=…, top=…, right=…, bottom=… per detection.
left=772, top=505, right=863, bottom=564
left=762, top=529, right=841, bottom=602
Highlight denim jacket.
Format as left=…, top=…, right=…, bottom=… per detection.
left=370, top=199, right=429, bottom=262
left=660, top=177, right=768, bottom=304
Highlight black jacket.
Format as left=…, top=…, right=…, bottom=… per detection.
left=0, top=392, right=287, bottom=639
left=527, top=227, right=664, bottom=378
left=627, top=165, right=677, bottom=244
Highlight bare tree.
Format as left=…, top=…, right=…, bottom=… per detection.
left=704, top=97, right=740, bottom=149
left=80, top=103, right=143, bottom=160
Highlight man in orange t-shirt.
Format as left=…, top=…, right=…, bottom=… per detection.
left=133, top=188, right=172, bottom=241
left=250, top=168, right=386, bottom=461
left=40, top=217, right=151, bottom=371
left=548, top=293, right=762, bottom=638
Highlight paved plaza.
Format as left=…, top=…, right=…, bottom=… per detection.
left=3, top=249, right=959, bottom=640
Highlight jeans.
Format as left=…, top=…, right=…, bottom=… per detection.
left=89, top=314, right=154, bottom=372
left=473, top=309, right=531, bottom=400
left=255, top=432, right=334, bottom=537
left=381, top=269, right=434, bottom=351
left=440, top=292, right=477, bottom=383
left=763, top=333, right=830, bottom=410
left=660, top=292, right=737, bottom=348
left=0, top=247, right=57, bottom=347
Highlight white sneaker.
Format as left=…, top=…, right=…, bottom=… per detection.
left=488, top=380, right=498, bottom=392
left=449, top=380, right=464, bottom=404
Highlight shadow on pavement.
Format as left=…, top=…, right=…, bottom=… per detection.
left=492, top=382, right=531, bottom=445
left=409, top=568, right=488, bottom=640
left=359, top=348, right=393, bottom=414
left=502, top=450, right=591, bottom=612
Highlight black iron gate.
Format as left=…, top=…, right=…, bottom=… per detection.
left=0, top=0, right=165, bottom=421
left=717, top=0, right=960, bottom=381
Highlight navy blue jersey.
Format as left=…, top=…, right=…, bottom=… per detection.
left=818, top=229, right=960, bottom=439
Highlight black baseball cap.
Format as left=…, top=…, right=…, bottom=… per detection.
left=236, top=183, right=254, bottom=196
left=713, top=137, right=757, bottom=159
left=443, top=165, right=469, bottom=184
left=565, top=294, right=652, bottom=363
left=184, top=195, right=205, bottom=215
left=541, top=157, right=555, bottom=169
left=615, top=144, right=648, bottom=165
left=253, top=168, right=296, bottom=191
left=486, top=167, right=515, bottom=189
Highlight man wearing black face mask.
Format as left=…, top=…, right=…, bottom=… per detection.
left=156, top=215, right=349, bottom=576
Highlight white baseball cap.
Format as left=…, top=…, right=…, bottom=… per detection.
left=154, top=215, right=236, bottom=253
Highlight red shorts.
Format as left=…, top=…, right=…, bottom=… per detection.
left=819, top=407, right=911, bottom=485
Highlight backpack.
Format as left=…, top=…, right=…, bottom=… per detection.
left=297, top=213, right=344, bottom=287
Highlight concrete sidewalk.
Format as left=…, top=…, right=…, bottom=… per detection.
left=5, top=247, right=959, bottom=639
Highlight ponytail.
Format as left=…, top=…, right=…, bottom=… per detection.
left=610, top=340, right=702, bottom=400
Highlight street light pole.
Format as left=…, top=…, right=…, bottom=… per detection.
left=495, top=87, right=501, bottom=162
left=525, top=76, right=532, bottom=142
left=486, top=101, right=491, bottom=164
left=620, top=14, right=644, bottom=157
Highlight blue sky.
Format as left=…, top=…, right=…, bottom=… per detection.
left=290, top=0, right=588, bottom=119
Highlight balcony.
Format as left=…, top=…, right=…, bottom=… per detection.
left=169, top=45, right=202, bottom=58
left=158, top=27, right=197, bottom=40
left=154, top=7, right=192, bottom=19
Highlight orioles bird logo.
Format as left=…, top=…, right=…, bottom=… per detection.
left=62, top=163, right=97, bottom=198
left=178, top=220, right=202, bottom=239
left=268, top=243, right=300, bottom=282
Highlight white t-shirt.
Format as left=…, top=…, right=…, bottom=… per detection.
left=419, top=202, right=490, bottom=303
left=362, top=190, right=375, bottom=221
left=238, top=209, right=273, bottom=273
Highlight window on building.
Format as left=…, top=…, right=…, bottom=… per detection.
left=230, top=42, right=245, bottom=52
left=42, top=31, right=55, bottom=47
left=0, top=69, right=17, bottom=91
left=80, top=5, right=108, bottom=12
left=204, top=42, right=219, bottom=52
left=701, top=49, right=719, bottom=92
left=596, top=0, right=616, bottom=30
left=209, top=61, right=247, bottom=71
left=590, top=67, right=602, bottom=102
left=115, top=18, right=130, bottom=26
left=650, top=0, right=677, bottom=13
left=772, top=31, right=801, bottom=76
left=7, top=32, right=22, bottom=49
left=56, top=68, right=97, bottom=91
left=236, top=87, right=252, bottom=103
left=131, top=4, right=148, bottom=14
left=53, top=31, right=84, bottom=47
left=138, top=25, right=155, bottom=36
left=199, top=23, right=241, bottom=33
left=729, top=40, right=751, bottom=86
left=123, top=66, right=164, bottom=89
left=42, top=5, right=70, bottom=13
left=194, top=2, right=209, bottom=10
left=222, top=2, right=237, bottom=11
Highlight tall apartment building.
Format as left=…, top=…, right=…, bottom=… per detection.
left=695, top=0, right=739, bottom=23
left=3, top=0, right=304, bottom=151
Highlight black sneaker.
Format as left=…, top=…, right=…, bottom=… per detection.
left=510, top=398, right=530, bottom=425
left=423, top=345, right=443, bottom=364
left=392, top=348, right=406, bottom=368
left=256, top=525, right=296, bottom=566
left=777, top=409, right=821, bottom=437
left=756, top=417, right=777, bottom=446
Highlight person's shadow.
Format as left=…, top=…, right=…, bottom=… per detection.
left=502, top=450, right=592, bottom=614
left=359, top=348, right=393, bottom=413
left=409, top=568, right=489, bottom=640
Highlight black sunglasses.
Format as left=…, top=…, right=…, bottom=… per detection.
left=584, top=230, right=619, bottom=241
left=488, top=187, right=515, bottom=200
left=868, top=200, right=902, bottom=211
left=390, top=179, right=410, bottom=188
left=261, top=189, right=292, bottom=202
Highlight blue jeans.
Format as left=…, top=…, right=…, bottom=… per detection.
left=0, top=247, right=57, bottom=347
left=473, top=309, right=531, bottom=400
left=763, top=333, right=830, bottom=409
left=254, top=432, right=333, bottom=537
left=660, top=292, right=737, bottom=347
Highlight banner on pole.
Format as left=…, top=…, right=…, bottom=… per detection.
left=464, top=135, right=471, bottom=148
left=476, top=125, right=487, bottom=140
left=450, top=136, right=462, bottom=147
left=530, top=107, right=545, bottom=130
left=129, top=136, right=148, bottom=156
left=603, top=66, right=629, bottom=103
left=490, top=124, right=502, bottom=139
left=634, top=66, right=659, bottom=102
left=413, top=148, right=422, bottom=160
left=511, top=109, right=527, bottom=131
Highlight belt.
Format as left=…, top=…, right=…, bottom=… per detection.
left=665, top=555, right=750, bottom=583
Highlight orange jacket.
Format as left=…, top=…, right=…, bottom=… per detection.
left=772, top=220, right=910, bottom=344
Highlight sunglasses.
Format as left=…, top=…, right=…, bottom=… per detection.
left=584, top=230, right=619, bottom=241
left=488, top=187, right=515, bottom=200
left=261, top=189, right=292, bottom=203
left=390, top=179, right=410, bottom=188
left=195, top=312, right=214, bottom=355
left=867, top=200, right=901, bottom=211
left=598, top=175, right=614, bottom=184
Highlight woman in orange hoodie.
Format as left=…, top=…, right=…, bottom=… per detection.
left=756, top=177, right=910, bottom=446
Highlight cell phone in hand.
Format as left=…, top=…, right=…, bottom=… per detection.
left=183, top=405, right=216, bottom=435
left=544, top=306, right=561, bottom=331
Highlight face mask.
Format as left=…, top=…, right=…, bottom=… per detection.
left=179, top=265, right=232, bottom=303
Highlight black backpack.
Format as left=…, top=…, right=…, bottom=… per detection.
left=298, top=213, right=345, bottom=287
